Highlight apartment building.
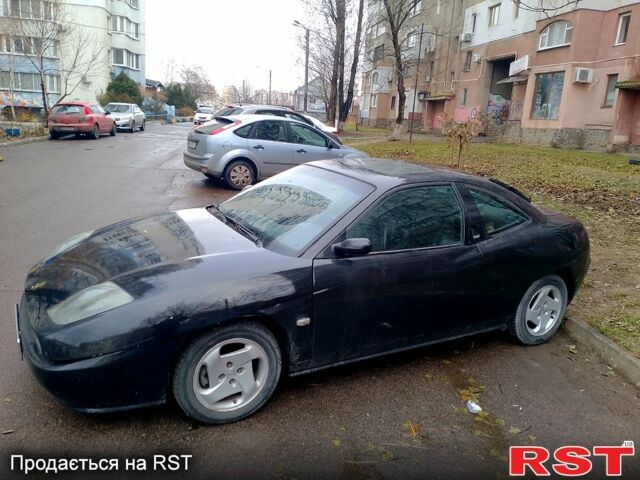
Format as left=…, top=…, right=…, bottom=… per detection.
left=361, top=0, right=640, bottom=150
left=0, top=0, right=145, bottom=111
left=361, top=0, right=465, bottom=128
left=455, top=0, right=640, bottom=150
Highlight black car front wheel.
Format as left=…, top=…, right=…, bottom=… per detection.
left=509, top=275, right=568, bottom=345
left=173, top=322, right=281, bottom=424
left=130, top=121, right=136, bottom=133
left=110, top=123, right=116, bottom=136
left=140, top=120, right=145, bottom=131
left=224, top=160, right=255, bottom=190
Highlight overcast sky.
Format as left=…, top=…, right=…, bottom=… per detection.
left=145, top=0, right=308, bottom=93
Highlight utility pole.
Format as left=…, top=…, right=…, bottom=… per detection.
left=293, top=20, right=310, bottom=112
left=409, top=24, right=424, bottom=143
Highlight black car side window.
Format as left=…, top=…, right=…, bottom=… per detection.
left=255, top=121, right=286, bottom=142
left=468, top=188, right=527, bottom=237
left=346, top=186, right=463, bottom=252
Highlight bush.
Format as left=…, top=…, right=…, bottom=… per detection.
left=177, top=107, right=194, bottom=117
left=100, top=72, right=143, bottom=106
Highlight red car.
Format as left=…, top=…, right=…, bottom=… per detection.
left=48, top=102, right=116, bottom=140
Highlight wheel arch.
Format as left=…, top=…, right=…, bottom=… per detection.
left=224, top=156, right=259, bottom=179
left=553, top=267, right=576, bottom=302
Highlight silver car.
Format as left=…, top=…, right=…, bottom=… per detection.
left=104, top=103, right=146, bottom=132
left=183, top=114, right=366, bottom=189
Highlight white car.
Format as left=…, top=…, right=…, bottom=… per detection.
left=302, top=114, right=338, bottom=134
left=193, top=106, right=215, bottom=125
left=104, top=103, right=146, bottom=132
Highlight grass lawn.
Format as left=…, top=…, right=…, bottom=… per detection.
left=354, top=140, right=640, bottom=357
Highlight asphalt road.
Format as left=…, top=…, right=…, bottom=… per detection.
left=0, top=124, right=638, bottom=479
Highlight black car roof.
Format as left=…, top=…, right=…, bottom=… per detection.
left=309, top=157, right=484, bottom=186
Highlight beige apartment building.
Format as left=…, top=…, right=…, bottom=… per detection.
left=361, top=0, right=640, bottom=151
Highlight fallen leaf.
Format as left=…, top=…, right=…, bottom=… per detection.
left=509, top=426, right=522, bottom=435
left=332, top=439, right=342, bottom=447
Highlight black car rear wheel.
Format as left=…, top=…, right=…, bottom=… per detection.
left=509, top=275, right=567, bottom=345
left=110, top=123, right=116, bottom=136
left=224, top=160, right=255, bottom=190
left=140, top=120, right=145, bottom=131
left=173, top=322, right=281, bottom=424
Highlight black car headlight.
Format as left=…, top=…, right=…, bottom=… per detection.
left=46, top=282, right=134, bottom=325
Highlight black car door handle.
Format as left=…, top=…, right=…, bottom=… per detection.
left=296, top=149, right=307, bottom=154
left=253, top=145, right=264, bottom=150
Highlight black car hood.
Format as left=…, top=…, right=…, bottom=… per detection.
left=25, top=208, right=256, bottom=303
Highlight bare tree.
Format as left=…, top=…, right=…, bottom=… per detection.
left=235, top=81, right=256, bottom=104
left=379, top=0, right=421, bottom=140
left=181, top=65, right=218, bottom=105
left=57, top=27, right=104, bottom=104
left=4, top=0, right=105, bottom=122
left=513, top=0, right=582, bottom=17
left=339, top=0, right=365, bottom=129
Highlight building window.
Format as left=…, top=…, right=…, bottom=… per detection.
left=538, top=21, right=573, bottom=50
left=532, top=71, right=565, bottom=120
left=427, top=60, right=434, bottom=81
left=111, top=15, right=140, bottom=39
left=112, top=47, right=140, bottom=70
left=373, top=44, right=384, bottom=61
left=1, top=0, right=55, bottom=19
left=615, top=13, right=631, bottom=45
left=604, top=74, right=618, bottom=107
left=391, top=95, right=396, bottom=110
left=371, top=94, right=377, bottom=108
left=488, top=4, right=500, bottom=27
left=471, top=13, right=477, bottom=33
left=406, top=30, right=416, bottom=49
left=461, top=88, right=468, bottom=106
left=450, top=71, right=455, bottom=89
left=403, top=65, right=413, bottom=77
left=1, top=72, right=58, bottom=93
left=436, top=0, right=441, bottom=15
left=514, top=1, right=520, bottom=18
left=409, top=0, right=421, bottom=17
left=463, top=51, right=472, bottom=72
left=371, top=71, right=379, bottom=86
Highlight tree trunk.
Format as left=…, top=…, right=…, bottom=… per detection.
left=392, top=69, right=406, bottom=141
left=336, top=0, right=346, bottom=126
left=340, top=0, right=365, bottom=130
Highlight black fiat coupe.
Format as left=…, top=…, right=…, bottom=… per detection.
left=16, top=158, right=590, bottom=424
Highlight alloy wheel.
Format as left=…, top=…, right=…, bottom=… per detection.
left=229, top=164, right=252, bottom=188
left=525, top=285, right=563, bottom=336
left=192, top=338, right=269, bottom=412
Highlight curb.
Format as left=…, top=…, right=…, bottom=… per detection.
left=563, top=317, right=640, bottom=387
left=0, top=136, right=48, bottom=148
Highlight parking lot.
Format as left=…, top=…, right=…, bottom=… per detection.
left=0, top=123, right=638, bottom=479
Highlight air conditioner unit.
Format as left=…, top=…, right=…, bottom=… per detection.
left=461, top=33, right=472, bottom=42
left=573, top=67, right=593, bottom=84
left=472, top=53, right=481, bottom=63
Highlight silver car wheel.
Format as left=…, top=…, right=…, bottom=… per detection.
left=192, top=338, right=269, bottom=413
left=229, top=164, right=252, bottom=188
left=525, top=285, right=563, bottom=336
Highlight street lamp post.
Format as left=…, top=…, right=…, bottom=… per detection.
left=293, top=20, right=310, bottom=112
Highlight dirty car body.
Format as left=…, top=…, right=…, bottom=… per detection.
left=17, top=158, right=590, bottom=416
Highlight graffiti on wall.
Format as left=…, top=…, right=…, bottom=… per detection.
left=454, top=106, right=481, bottom=122
left=0, top=91, right=45, bottom=108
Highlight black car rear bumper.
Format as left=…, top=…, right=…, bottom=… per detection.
left=16, top=299, right=174, bottom=413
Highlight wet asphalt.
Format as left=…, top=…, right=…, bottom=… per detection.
left=0, top=123, right=638, bottom=479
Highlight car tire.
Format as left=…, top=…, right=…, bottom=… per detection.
left=509, top=275, right=568, bottom=345
left=140, top=120, right=145, bottom=131
left=172, top=322, right=281, bottom=425
left=223, top=160, right=255, bottom=190
left=89, top=124, right=100, bottom=139
left=110, top=123, right=116, bottom=136
left=130, top=121, right=135, bottom=133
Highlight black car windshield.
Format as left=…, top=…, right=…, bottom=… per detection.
left=218, top=165, right=374, bottom=256
left=105, top=104, right=131, bottom=113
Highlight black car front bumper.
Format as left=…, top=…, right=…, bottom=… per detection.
left=16, top=298, right=176, bottom=413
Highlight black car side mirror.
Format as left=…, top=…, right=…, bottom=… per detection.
left=332, top=238, right=372, bottom=257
